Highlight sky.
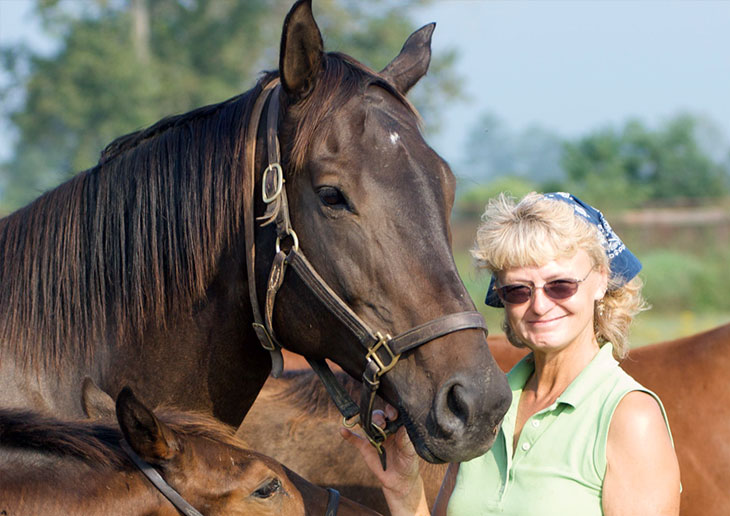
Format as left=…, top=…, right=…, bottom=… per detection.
left=1, top=0, right=729, bottom=166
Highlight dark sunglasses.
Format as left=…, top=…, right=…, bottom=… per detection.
left=494, top=269, right=593, bottom=305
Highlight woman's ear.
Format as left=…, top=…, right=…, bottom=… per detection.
left=594, top=266, right=609, bottom=301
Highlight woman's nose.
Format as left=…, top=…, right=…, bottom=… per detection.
left=529, top=287, right=554, bottom=313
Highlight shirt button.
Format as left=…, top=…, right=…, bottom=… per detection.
left=522, top=442, right=531, bottom=451
left=531, top=420, right=540, bottom=428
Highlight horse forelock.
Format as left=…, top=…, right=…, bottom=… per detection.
left=0, top=76, right=274, bottom=371
left=286, top=52, right=420, bottom=175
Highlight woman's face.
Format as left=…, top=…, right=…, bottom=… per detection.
left=498, top=250, right=608, bottom=354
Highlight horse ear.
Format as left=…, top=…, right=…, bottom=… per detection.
left=81, top=376, right=115, bottom=421
left=279, top=0, right=323, bottom=100
left=116, top=386, right=179, bottom=465
left=380, top=23, right=435, bottom=95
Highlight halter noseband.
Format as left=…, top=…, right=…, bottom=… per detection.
left=243, top=80, right=489, bottom=469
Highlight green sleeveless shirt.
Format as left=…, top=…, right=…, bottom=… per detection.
left=447, top=344, right=672, bottom=516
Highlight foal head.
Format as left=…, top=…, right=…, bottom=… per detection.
left=115, top=387, right=306, bottom=516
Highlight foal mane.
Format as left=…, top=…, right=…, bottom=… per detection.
left=275, top=369, right=382, bottom=419
left=0, top=51, right=416, bottom=370
left=0, top=407, right=241, bottom=468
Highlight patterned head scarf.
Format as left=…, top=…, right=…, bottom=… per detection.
left=484, top=192, right=642, bottom=307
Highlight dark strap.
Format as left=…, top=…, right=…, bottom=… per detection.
left=243, top=79, right=285, bottom=377
left=306, top=357, right=360, bottom=421
left=120, top=439, right=204, bottom=516
left=325, top=487, right=341, bottom=516
left=389, top=311, right=488, bottom=355
left=286, top=249, right=380, bottom=349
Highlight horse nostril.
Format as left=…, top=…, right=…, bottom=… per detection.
left=434, top=380, right=473, bottom=438
left=446, top=383, right=470, bottom=427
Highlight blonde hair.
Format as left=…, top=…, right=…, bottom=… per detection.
left=472, top=192, right=647, bottom=359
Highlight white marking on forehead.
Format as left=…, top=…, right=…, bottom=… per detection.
left=389, top=131, right=400, bottom=145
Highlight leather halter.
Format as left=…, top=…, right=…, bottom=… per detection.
left=243, top=79, right=489, bottom=469
left=121, top=438, right=342, bottom=515
left=120, top=438, right=204, bottom=516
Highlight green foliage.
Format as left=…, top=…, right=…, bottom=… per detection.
left=0, top=0, right=457, bottom=211
left=560, top=115, right=729, bottom=209
left=640, top=248, right=730, bottom=313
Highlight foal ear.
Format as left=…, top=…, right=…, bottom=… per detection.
left=279, top=0, right=323, bottom=100
left=116, top=387, right=179, bottom=465
left=380, top=23, right=435, bottom=95
left=81, top=377, right=116, bottom=421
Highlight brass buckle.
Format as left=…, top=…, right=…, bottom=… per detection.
left=342, top=414, right=360, bottom=428
left=252, top=322, right=276, bottom=351
left=366, top=421, right=389, bottom=451
left=366, top=332, right=399, bottom=377
left=262, top=163, right=284, bottom=203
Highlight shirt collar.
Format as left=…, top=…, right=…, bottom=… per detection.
left=506, top=344, right=618, bottom=408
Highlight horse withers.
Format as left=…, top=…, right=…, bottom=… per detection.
left=0, top=385, right=380, bottom=516
left=0, top=0, right=509, bottom=466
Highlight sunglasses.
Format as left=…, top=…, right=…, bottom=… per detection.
left=494, top=269, right=593, bottom=305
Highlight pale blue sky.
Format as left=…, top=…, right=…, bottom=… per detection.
left=2, top=0, right=729, bottom=165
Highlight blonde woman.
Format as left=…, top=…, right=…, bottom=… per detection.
left=343, top=192, right=680, bottom=516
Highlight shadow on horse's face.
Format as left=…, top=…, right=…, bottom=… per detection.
left=267, top=0, right=511, bottom=463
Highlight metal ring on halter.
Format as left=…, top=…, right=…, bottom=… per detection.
left=343, top=414, right=360, bottom=428
left=275, top=229, right=299, bottom=253
left=262, top=163, right=284, bottom=203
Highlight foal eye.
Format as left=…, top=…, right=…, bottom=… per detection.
left=252, top=477, right=282, bottom=499
left=317, top=186, right=349, bottom=210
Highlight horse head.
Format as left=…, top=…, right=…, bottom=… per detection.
left=254, top=0, right=511, bottom=464
left=116, top=387, right=306, bottom=516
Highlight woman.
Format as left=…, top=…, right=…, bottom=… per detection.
left=342, top=192, right=681, bottom=515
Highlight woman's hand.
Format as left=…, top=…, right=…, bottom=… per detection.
left=340, top=405, right=430, bottom=516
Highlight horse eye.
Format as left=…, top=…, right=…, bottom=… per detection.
left=317, top=186, right=349, bottom=209
left=252, top=477, right=282, bottom=499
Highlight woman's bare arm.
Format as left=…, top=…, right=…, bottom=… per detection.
left=603, top=391, right=680, bottom=516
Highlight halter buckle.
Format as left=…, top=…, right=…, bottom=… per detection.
left=366, top=332, right=399, bottom=377
left=252, top=322, right=277, bottom=351
left=262, top=162, right=284, bottom=203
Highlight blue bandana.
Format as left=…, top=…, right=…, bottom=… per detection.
left=484, top=192, right=642, bottom=307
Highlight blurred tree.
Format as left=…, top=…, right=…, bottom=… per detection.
left=0, top=0, right=459, bottom=211
left=561, top=115, right=729, bottom=210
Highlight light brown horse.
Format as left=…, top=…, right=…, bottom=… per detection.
left=1, top=386, right=380, bottom=516
left=244, top=324, right=730, bottom=515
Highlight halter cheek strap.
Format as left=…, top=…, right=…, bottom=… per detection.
left=120, top=439, right=204, bottom=516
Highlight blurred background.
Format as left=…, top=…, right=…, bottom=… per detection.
left=2, top=0, right=729, bottom=347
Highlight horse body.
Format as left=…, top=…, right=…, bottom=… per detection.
left=242, top=325, right=730, bottom=515
left=0, top=0, right=509, bottom=465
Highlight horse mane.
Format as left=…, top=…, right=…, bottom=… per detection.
left=274, top=369, right=384, bottom=419
left=0, top=51, right=416, bottom=370
left=0, top=406, right=241, bottom=468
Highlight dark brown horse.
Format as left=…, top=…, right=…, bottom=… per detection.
left=0, top=386, right=380, bottom=516
left=0, top=0, right=509, bottom=465
left=242, top=324, right=730, bottom=516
